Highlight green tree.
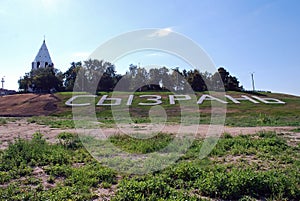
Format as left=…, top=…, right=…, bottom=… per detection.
left=18, top=73, right=31, bottom=92
left=211, top=67, right=242, bottom=91
left=82, top=59, right=114, bottom=92
left=98, top=65, right=117, bottom=92
left=64, top=62, right=82, bottom=91
left=186, top=69, right=207, bottom=92
left=31, top=67, right=64, bottom=92
left=19, top=67, right=63, bottom=92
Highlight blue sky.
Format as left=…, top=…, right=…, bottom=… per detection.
left=0, top=0, right=299, bottom=96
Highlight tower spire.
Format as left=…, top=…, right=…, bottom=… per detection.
left=31, top=38, right=54, bottom=70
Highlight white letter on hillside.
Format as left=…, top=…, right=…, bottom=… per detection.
left=225, top=95, right=259, bottom=104
left=197, top=95, right=228, bottom=104
left=169, top=95, right=191, bottom=104
left=251, top=96, right=285, bottom=104
left=139, top=95, right=162, bottom=106
left=65, top=95, right=97, bottom=107
left=126, top=95, right=134, bottom=106
left=97, top=95, right=122, bottom=106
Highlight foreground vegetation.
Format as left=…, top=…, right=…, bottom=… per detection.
left=0, top=131, right=299, bottom=200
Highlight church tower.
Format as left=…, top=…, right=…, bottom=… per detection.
left=32, top=39, right=54, bottom=70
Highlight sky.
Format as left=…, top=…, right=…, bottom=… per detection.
left=0, top=0, right=299, bottom=96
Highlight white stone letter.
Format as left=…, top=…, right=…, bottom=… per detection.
left=65, top=95, right=97, bottom=107
left=197, top=95, right=228, bottom=104
left=251, top=96, right=285, bottom=104
left=139, top=95, right=162, bottom=106
left=169, top=95, right=191, bottom=104
left=225, top=95, right=259, bottom=104
left=126, top=95, right=134, bottom=106
left=97, top=95, right=122, bottom=106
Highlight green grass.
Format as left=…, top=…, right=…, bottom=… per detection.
left=49, top=91, right=300, bottom=127
left=0, top=132, right=116, bottom=200
left=109, top=133, right=174, bottom=154
left=0, top=118, right=7, bottom=125
left=291, top=128, right=300, bottom=132
left=1, top=131, right=299, bottom=200
left=0, top=117, right=19, bottom=125
left=27, top=116, right=75, bottom=128
left=112, top=132, right=300, bottom=200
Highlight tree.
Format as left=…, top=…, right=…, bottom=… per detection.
left=18, top=73, right=31, bottom=92
left=19, top=67, right=64, bottom=92
left=82, top=59, right=115, bottom=92
left=186, top=69, right=207, bottom=92
left=98, top=65, right=117, bottom=92
left=211, top=67, right=242, bottom=91
left=64, top=62, right=82, bottom=91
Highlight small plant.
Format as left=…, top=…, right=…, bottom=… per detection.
left=101, top=181, right=112, bottom=189
left=291, top=128, right=300, bottom=132
left=47, top=175, right=55, bottom=184
left=56, top=132, right=81, bottom=149
left=0, top=118, right=7, bottom=125
left=223, top=132, right=233, bottom=139
left=257, top=113, right=277, bottom=126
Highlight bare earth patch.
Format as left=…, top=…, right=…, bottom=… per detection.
left=0, top=93, right=61, bottom=117
left=0, top=119, right=72, bottom=150
left=1, top=119, right=299, bottom=150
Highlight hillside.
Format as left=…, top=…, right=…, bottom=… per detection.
left=0, top=91, right=299, bottom=126
left=0, top=92, right=299, bottom=200
left=0, top=93, right=61, bottom=116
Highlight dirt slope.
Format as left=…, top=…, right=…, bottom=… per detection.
left=0, top=93, right=61, bottom=116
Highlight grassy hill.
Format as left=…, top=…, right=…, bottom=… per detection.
left=1, top=91, right=299, bottom=127
left=54, top=91, right=300, bottom=127
left=0, top=91, right=299, bottom=200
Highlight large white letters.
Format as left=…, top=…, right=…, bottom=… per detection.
left=65, top=95, right=97, bottom=106
left=97, top=95, right=122, bottom=106
left=197, top=95, right=228, bottom=104
left=138, top=95, right=162, bottom=106
left=169, top=95, right=191, bottom=104
left=65, top=94, right=286, bottom=106
left=251, top=96, right=285, bottom=104
left=225, top=95, right=259, bottom=104
left=126, top=95, right=134, bottom=106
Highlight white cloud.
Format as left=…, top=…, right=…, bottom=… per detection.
left=148, top=27, right=174, bottom=38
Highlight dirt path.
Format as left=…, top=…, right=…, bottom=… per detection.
left=0, top=119, right=69, bottom=149
left=0, top=119, right=299, bottom=150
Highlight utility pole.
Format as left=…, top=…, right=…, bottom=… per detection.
left=1, top=77, right=5, bottom=89
left=251, top=73, right=255, bottom=92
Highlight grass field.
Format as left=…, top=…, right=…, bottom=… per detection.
left=0, top=132, right=299, bottom=200
left=0, top=91, right=299, bottom=200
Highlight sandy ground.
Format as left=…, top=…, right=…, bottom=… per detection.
left=1, top=119, right=299, bottom=150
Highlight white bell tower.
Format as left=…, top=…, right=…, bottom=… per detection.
left=31, top=38, right=54, bottom=70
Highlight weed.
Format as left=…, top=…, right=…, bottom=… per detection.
left=291, top=128, right=300, bottom=132
left=56, top=132, right=81, bottom=149
left=0, top=118, right=7, bottom=125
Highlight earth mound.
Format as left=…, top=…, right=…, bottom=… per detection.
left=0, top=93, right=61, bottom=116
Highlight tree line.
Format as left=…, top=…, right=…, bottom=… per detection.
left=18, top=59, right=243, bottom=93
